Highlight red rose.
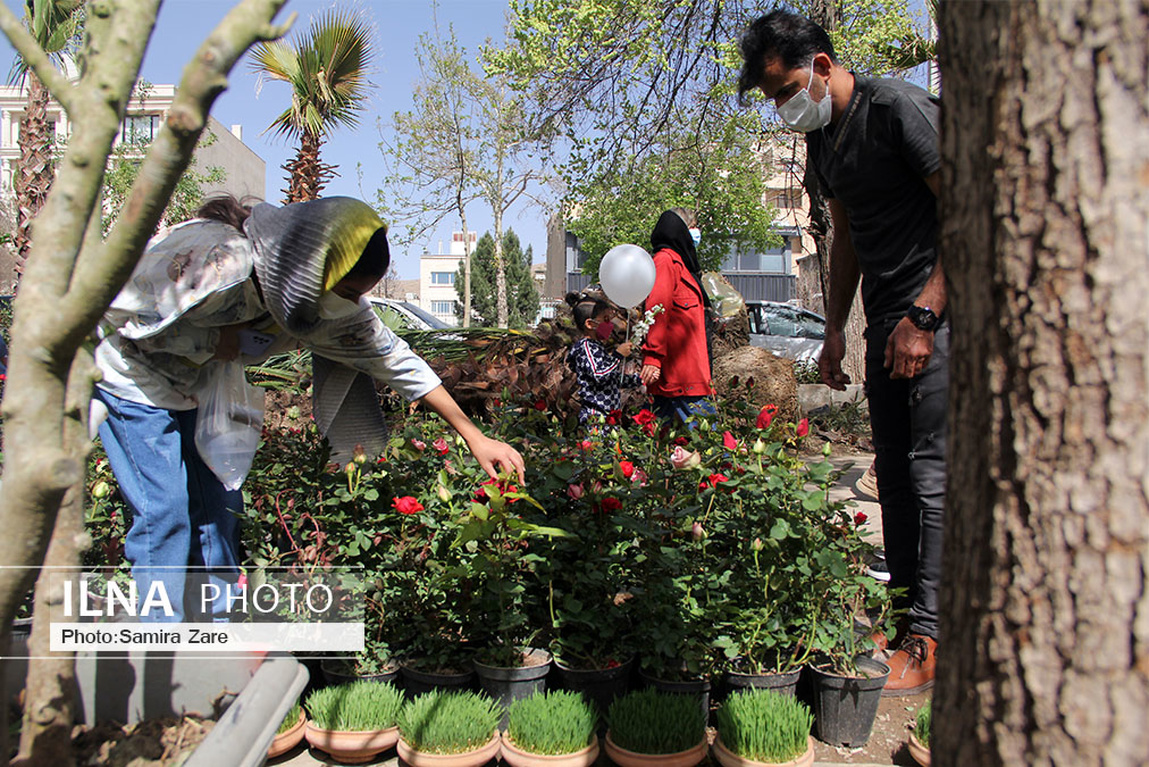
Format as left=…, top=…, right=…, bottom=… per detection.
left=392, top=496, right=424, bottom=515
left=723, top=431, right=738, bottom=451
left=601, top=497, right=622, bottom=512
left=854, top=512, right=868, bottom=526
left=633, top=409, right=656, bottom=426
left=796, top=418, right=809, bottom=438
left=756, top=406, right=776, bottom=429
left=674, top=436, right=690, bottom=447
left=619, top=460, right=635, bottom=479
left=433, top=437, right=449, bottom=455
left=533, top=399, right=547, bottom=411
left=642, top=422, right=655, bottom=437
left=580, top=440, right=593, bottom=451
left=709, top=472, right=729, bottom=486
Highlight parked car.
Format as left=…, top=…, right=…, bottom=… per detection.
left=746, top=300, right=825, bottom=362
left=368, top=298, right=451, bottom=332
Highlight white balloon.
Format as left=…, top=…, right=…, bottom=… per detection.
left=599, top=244, right=656, bottom=309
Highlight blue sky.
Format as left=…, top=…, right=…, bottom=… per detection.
left=0, top=0, right=548, bottom=280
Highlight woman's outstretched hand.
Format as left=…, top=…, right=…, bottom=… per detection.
left=467, top=433, right=526, bottom=484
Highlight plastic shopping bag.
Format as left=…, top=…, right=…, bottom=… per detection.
left=194, top=361, right=265, bottom=491
left=702, top=271, right=746, bottom=320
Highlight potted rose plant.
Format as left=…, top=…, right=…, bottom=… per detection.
left=455, top=474, right=568, bottom=725
left=805, top=513, right=894, bottom=748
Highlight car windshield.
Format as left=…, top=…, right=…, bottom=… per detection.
left=750, top=304, right=824, bottom=339
left=398, top=302, right=449, bottom=330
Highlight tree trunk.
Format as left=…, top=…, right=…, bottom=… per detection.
left=802, top=0, right=864, bottom=383
left=492, top=154, right=509, bottom=328
left=460, top=208, right=472, bottom=328
left=935, top=1, right=1149, bottom=765
left=284, top=130, right=334, bottom=203
left=15, top=350, right=95, bottom=766
left=13, top=73, right=54, bottom=278
left=0, top=2, right=290, bottom=762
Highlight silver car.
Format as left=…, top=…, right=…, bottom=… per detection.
left=746, top=301, right=826, bottom=362
left=368, top=298, right=451, bottom=332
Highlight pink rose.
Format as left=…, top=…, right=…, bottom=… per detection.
left=669, top=446, right=701, bottom=470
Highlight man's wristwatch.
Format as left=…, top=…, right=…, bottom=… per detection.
left=906, top=304, right=942, bottom=332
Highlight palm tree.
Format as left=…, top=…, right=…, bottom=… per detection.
left=8, top=0, right=83, bottom=276
left=250, top=7, right=374, bottom=202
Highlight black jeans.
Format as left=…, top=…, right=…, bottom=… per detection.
left=865, top=321, right=949, bottom=639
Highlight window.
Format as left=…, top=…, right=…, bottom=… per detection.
left=121, top=115, right=157, bottom=145
left=430, top=301, right=455, bottom=315
left=430, top=271, right=455, bottom=285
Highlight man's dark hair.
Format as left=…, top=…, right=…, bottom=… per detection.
left=736, top=10, right=837, bottom=105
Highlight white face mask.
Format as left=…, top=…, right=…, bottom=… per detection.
left=317, top=292, right=364, bottom=320
left=776, top=58, right=832, bottom=133
left=689, top=228, right=702, bottom=246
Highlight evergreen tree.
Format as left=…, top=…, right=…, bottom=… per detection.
left=455, top=229, right=539, bottom=329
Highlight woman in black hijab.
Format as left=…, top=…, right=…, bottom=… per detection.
left=639, top=208, right=716, bottom=422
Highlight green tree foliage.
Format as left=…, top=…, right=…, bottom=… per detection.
left=250, top=6, right=374, bottom=201
left=486, top=0, right=931, bottom=280
left=101, top=130, right=226, bottom=235
left=379, top=23, right=483, bottom=326
left=455, top=229, right=540, bottom=329
left=383, top=21, right=546, bottom=328
left=568, top=115, right=778, bottom=277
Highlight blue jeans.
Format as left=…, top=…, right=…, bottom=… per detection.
left=96, top=389, right=243, bottom=622
left=651, top=395, right=716, bottom=426
left=865, top=321, right=949, bottom=640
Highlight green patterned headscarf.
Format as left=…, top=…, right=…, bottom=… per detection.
left=246, top=197, right=393, bottom=461
left=246, top=197, right=387, bottom=335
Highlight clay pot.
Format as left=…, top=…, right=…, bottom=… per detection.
left=303, top=722, right=399, bottom=764
left=908, top=732, right=931, bottom=766
left=396, top=732, right=501, bottom=767
left=267, top=709, right=306, bottom=758
left=711, top=734, right=815, bottom=767
left=500, top=732, right=600, bottom=767
left=603, top=731, right=708, bottom=767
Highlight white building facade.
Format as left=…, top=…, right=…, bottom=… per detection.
left=418, top=231, right=475, bottom=327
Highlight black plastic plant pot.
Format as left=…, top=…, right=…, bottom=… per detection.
left=553, top=655, right=635, bottom=726
left=637, top=667, right=713, bottom=725
left=320, top=658, right=401, bottom=688
left=722, top=664, right=803, bottom=699
left=399, top=662, right=475, bottom=699
left=810, top=656, right=890, bottom=748
left=473, top=648, right=552, bottom=729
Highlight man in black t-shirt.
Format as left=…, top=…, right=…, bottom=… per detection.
left=738, top=10, right=947, bottom=696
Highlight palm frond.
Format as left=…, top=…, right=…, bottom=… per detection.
left=250, top=5, right=375, bottom=141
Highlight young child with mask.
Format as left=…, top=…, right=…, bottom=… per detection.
left=564, top=292, right=642, bottom=426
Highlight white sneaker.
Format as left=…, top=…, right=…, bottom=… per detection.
left=855, top=462, right=879, bottom=501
